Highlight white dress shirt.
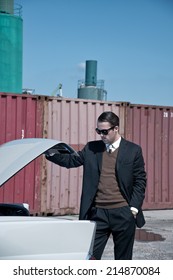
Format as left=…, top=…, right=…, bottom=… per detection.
left=106, top=136, right=121, bottom=153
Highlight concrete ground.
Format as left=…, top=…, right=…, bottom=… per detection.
left=102, top=209, right=173, bottom=260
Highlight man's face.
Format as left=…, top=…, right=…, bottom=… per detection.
left=96, top=121, right=118, bottom=144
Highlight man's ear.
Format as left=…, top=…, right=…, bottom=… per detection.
left=114, top=126, right=119, bottom=131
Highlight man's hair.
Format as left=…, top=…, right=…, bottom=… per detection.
left=97, top=111, right=119, bottom=127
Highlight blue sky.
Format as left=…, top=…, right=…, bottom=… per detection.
left=16, top=0, right=173, bottom=106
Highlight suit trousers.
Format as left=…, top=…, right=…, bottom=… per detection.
left=90, top=206, right=136, bottom=260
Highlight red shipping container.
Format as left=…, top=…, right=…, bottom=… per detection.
left=41, top=97, right=127, bottom=215
left=125, top=104, right=173, bottom=209
left=0, top=93, right=44, bottom=214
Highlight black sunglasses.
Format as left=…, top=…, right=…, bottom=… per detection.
left=95, top=126, right=115, bottom=135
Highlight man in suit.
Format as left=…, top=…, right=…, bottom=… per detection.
left=45, top=111, right=147, bottom=260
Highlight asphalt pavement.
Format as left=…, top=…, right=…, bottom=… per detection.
left=102, top=209, right=173, bottom=260
left=56, top=209, right=173, bottom=260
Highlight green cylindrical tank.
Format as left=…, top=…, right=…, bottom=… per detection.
left=78, top=87, right=107, bottom=101
left=0, top=0, right=14, bottom=14
left=78, top=87, right=98, bottom=100
left=85, top=60, right=97, bottom=86
left=0, top=0, right=23, bottom=94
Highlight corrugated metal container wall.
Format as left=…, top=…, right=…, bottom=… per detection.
left=0, top=93, right=44, bottom=213
left=125, top=104, right=173, bottom=209
left=42, top=97, right=126, bottom=215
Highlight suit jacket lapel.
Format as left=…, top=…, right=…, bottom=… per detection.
left=116, top=138, right=128, bottom=171
left=96, top=142, right=106, bottom=173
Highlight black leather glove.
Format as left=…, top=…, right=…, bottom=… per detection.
left=44, top=148, right=60, bottom=157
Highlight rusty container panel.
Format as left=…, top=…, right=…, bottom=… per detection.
left=125, top=104, right=173, bottom=209
left=0, top=93, right=44, bottom=214
left=42, top=97, right=126, bottom=215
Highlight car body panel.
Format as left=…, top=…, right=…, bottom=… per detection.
left=0, top=216, right=96, bottom=260
left=0, top=138, right=96, bottom=260
left=0, top=138, right=77, bottom=187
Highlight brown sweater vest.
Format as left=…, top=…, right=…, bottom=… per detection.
left=95, top=148, right=128, bottom=209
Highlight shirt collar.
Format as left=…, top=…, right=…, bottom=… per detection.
left=106, top=137, right=121, bottom=151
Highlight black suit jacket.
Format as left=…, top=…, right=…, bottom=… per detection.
left=47, top=137, right=147, bottom=228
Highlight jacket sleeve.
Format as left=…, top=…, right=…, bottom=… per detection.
left=129, top=146, right=147, bottom=210
left=45, top=150, right=84, bottom=168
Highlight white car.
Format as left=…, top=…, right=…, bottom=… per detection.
left=0, top=138, right=96, bottom=260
